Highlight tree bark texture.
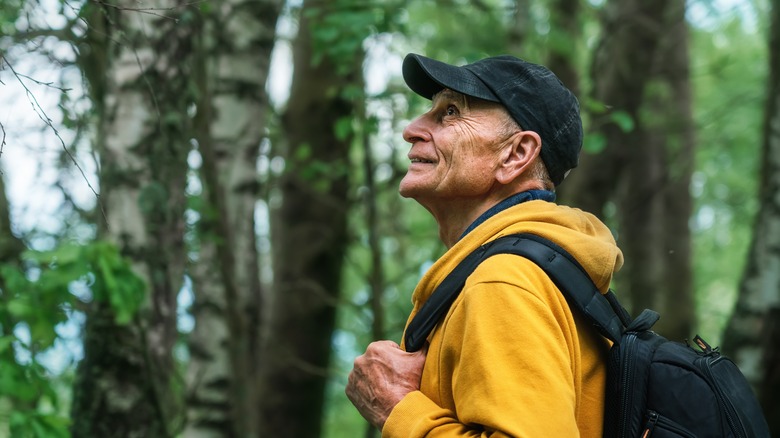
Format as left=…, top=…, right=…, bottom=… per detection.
left=618, top=0, right=695, bottom=339
left=0, top=175, right=23, bottom=265
left=655, top=1, right=695, bottom=340
left=507, top=0, right=531, bottom=55
left=184, top=1, right=282, bottom=437
left=0, top=173, right=25, bottom=371
left=260, top=1, right=365, bottom=436
left=70, top=2, right=194, bottom=436
left=546, top=0, right=582, bottom=97
left=559, top=0, right=673, bottom=217
left=359, top=105, right=385, bottom=344
left=723, top=0, right=780, bottom=429
left=557, top=0, right=698, bottom=339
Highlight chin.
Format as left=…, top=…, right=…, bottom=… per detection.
left=398, top=184, right=416, bottom=199
left=399, top=173, right=441, bottom=200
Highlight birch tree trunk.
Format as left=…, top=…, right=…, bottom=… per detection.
left=184, top=1, right=281, bottom=436
left=723, top=0, right=780, bottom=430
left=70, top=2, right=194, bottom=435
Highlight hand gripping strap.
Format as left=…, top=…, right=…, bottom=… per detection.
left=404, top=233, right=626, bottom=352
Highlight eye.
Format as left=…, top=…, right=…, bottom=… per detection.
left=445, top=105, right=459, bottom=117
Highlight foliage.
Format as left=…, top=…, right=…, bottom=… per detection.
left=402, top=0, right=521, bottom=62
left=0, top=241, right=145, bottom=437
left=0, top=0, right=24, bottom=36
left=690, top=14, right=767, bottom=341
left=0, top=0, right=775, bottom=435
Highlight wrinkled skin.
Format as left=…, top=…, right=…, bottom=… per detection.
left=345, top=340, right=427, bottom=430
left=399, top=89, right=541, bottom=247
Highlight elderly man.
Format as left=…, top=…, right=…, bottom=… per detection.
left=346, top=53, right=623, bottom=437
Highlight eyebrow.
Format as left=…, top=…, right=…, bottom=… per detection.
left=432, top=89, right=468, bottom=107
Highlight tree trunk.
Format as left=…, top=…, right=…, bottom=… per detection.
left=0, top=175, right=24, bottom=265
left=615, top=0, right=695, bottom=339
left=558, top=0, right=673, bottom=220
left=507, top=0, right=531, bottom=54
left=0, top=172, right=24, bottom=368
left=655, top=0, right=695, bottom=340
left=547, top=0, right=582, bottom=97
left=559, top=0, right=690, bottom=325
left=260, top=1, right=366, bottom=436
left=761, top=309, right=780, bottom=434
left=70, top=2, right=193, bottom=436
left=184, top=1, right=281, bottom=436
left=723, top=0, right=780, bottom=430
left=584, top=0, right=696, bottom=338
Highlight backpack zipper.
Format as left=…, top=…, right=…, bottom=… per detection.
left=618, top=333, right=638, bottom=436
left=697, top=355, right=747, bottom=438
left=642, top=410, right=697, bottom=438
left=641, top=410, right=658, bottom=438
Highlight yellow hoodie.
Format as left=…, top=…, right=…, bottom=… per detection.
left=383, top=200, right=623, bottom=437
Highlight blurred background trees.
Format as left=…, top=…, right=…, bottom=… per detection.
left=0, top=0, right=777, bottom=437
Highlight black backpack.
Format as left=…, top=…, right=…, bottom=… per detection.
left=404, top=233, right=771, bottom=438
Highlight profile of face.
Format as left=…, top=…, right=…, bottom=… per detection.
left=399, top=89, right=519, bottom=206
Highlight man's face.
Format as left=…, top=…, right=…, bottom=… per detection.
left=399, top=89, right=515, bottom=204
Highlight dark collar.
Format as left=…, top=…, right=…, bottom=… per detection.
left=459, top=190, right=556, bottom=241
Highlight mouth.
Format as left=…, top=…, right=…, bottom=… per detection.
left=410, top=157, right=436, bottom=164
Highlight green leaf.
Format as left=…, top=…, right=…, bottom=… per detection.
left=98, top=255, right=118, bottom=292
left=610, top=110, right=635, bottom=133
left=583, top=134, right=607, bottom=154
left=49, top=244, right=83, bottom=265
left=0, top=335, right=15, bottom=354
left=89, top=242, right=145, bottom=325
left=31, top=413, right=70, bottom=438
left=30, top=318, right=59, bottom=350
left=581, top=97, right=609, bottom=115
left=0, top=365, right=38, bottom=402
left=334, top=117, right=353, bottom=141
left=7, top=298, right=33, bottom=318
left=294, top=144, right=312, bottom=162
left=0, top=265, right=29, bottom=292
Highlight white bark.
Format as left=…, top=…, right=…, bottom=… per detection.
left=184, top=1, right=281, bottom=436
left=72, top=1, right=192, bottom=435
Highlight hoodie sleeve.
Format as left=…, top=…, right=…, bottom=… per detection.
left=382, top=255, right=583, bottom=437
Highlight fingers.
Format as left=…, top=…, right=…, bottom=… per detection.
left=345, top=339, right=429, bottom=430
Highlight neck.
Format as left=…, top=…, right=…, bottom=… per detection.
left=426, top=198, right=498, bottom=248
left=420, top=181, right=548, bottom=248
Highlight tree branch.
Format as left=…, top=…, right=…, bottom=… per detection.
left=89, top=0, right=208, bottom=22
left=0, top=55, right=107, bottom=227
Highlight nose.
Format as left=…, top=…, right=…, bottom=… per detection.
left=402, top=114, right=432, bottom=144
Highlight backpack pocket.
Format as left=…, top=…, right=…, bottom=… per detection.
left=642, top=410, right=697, bottom=438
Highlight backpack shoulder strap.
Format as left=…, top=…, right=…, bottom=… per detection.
left=404, top=233, right=628, bottom=352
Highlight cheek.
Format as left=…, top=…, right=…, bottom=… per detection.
left=448, top=155, right=498, bottom=191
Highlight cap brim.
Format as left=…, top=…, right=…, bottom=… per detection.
left=402, top=54, right=500, bottom=102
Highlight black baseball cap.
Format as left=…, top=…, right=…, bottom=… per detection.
left=402, top=53, right=583, bottom=186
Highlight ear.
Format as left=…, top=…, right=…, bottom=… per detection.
left=496, top=131, right=541, bottom=184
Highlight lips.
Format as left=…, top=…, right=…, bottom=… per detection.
left=410, top=157, right=435, bottom=164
